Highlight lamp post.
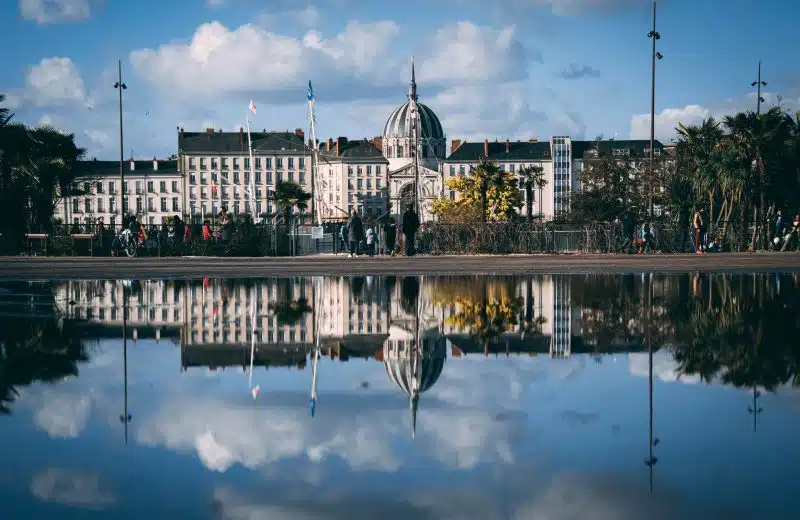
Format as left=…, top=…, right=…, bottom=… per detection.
left=647, top=1, right=663, bottom=218
left=114, top=60, right=127, bottom=229
left=751, top=61, right=767, bottom=116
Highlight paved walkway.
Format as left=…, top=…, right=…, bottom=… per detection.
left=1, top=253, right=799, bottom=279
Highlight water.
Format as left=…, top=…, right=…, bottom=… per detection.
left=1, top=274, right=799, bottom=520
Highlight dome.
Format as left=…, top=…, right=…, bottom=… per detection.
left=382, top=339, right=446, bottom=395
left=383, top=102, right=445, bottom=140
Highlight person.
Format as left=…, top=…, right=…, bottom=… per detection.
left=384, top=219, right=397, bottom=255
left=339, top=223, right=348, bottom=254
left=692, top=207, right=706, bottom=254
left=365, top=226, right=375, bottom=257
left=621, top=210, right=635, bottom=253
left=202, top=220, right=212, bottom=241
left=346, top=209, right=364, bottom=257
left=639, top=221, right=653, bottom=254
left=402, top=205, right=420, bottom=256
left=219, top=207, right=234, bottom=242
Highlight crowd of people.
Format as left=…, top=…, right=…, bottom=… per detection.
left=339, top=206, right=420, bottom=257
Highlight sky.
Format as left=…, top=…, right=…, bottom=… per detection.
left=1, top=0, right=799, bottom=160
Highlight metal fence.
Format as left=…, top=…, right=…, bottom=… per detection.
left=8, top=219, right=767, bottom=257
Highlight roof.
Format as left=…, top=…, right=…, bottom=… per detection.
left=178, top=130, right=310, bottom=155
left=75, top=159, right=179, bottom=177
left=319, top=139, right=389, bottom=163
left=447, top=140, right=551, bottom=162
left=383, top=102, right=444, bottom=140
left=446, top=138, right=665, bottom=163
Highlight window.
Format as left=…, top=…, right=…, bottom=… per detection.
left=233, top=158, right=239, bottom=169
left=96, top=182, right=104, bottom=193
left=233, top=172, right=240, bottom=184
left=255, top=172, right=262, bottom=183
left=199, top=158, right=206, bottom=170
left=449, top=165, right=455, bottom=176
left=109, top=198, right=116, bottom=212
left=265, top=158, right=272, bottom=169
left=147, top=181, right=155, bottom=193
left=84, top=199, right=91, bottom=213
left=299, top=172, right=305, bottom=184
left=288, top=158, right=294, bottom=169
left=244, top=172, right=250, bottom=184
left=211, top=158, right=218, bottom=169
left=276, top=158, right=283, bottom=169
left=72, top=199, right=79, bottom=212
left=189, top=158, right=196, bottom=169
left=244, top=158, right=250, bottom=170
left=450, top=191, right=456, bottom=199
left=122, top=181, right=128, bottom=193
left=108, top=181, right=115, bottom=194
left=148, top=198, right=155, bottom=212
left=135, top=198, right=142, bottom=212
left=376, top=179, right=381, bottom=189
left=288, top=171, right=294, bottom=182
left=189, top=173, right=196, bottom=185
left=233, top=202, right=240, bottom=214
left=376, top=165, right=381, bottom=174
left=255, top=158, right=261, bottom=169
left=397, top=146, right=404, bottom=157
left=97, top=198, right=104, bottom=212
left=267, top=172, right=273, bottom=183
left=299, top=158, right=305, bottom=169
left=161, top=198, right=167, bottom=212
left=357, top=179, right=363, bottom=189
left=348, top=166, right=354, bottom=176
left=367, top=165, right=372, bottom=175
left=171, top=181, right=178, bottom=192
left=277, top=172, right=283, bottom=182
left=160, top=181, right=167, bottom=193
left=221, top=158, right=228, bottom=170
left=459, top=166, right=465, bottom=174
left=172, top=198, right=179, bottom=211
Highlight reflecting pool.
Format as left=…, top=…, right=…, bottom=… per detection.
left=1, top=274, right=799, bottom=519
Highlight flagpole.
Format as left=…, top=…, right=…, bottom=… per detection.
left=307, top=82, right=322, bottom=226
left=245, top=113, right=256, bottom=218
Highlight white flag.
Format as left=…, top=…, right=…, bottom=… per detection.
left=248, top=100, right=256, bottom=114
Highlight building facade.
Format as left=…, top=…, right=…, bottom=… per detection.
left=442, top=137, right=664, bottom=219
left=58, top=158, right=182, bottom=228
left=317, top=138, right=389, bottom=219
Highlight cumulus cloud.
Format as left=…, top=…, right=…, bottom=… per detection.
left=23, top=57, right=88, bottom=108
left=629, top=91, right=800, bottom=141
left=628, top=351, right=702, bottom=384
left=34, top=393, right=93, bottom=438
left=30, top=469, right=116, bottom=509
left=418, top=22, right=536, bottom=84
left=19, top=0, right=93, bottom=24
left=129, top=21, right=402, bottom=103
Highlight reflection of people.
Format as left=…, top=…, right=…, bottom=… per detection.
left=402, top=206, right=420, bottom=257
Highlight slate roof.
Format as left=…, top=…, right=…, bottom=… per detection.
left=178, top=130, right=310, bottom=155
left=319, top=139, right=388, bottom=163
left=446, top=139, right=665, bottom=162
left=75, top=159, right=179, bottom=177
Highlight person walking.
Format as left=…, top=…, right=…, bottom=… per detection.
left=365, top=226, right=375, bottom=257
left=402, top=205, right=420, bottom=257
left=692, top=207, right=706, bottom=254
left=384, top=218, right=397, bottom=256
left=346, top=209, right=364, bottom=258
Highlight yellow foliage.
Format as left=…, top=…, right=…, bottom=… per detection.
left=430, top=161, right=522, bottom=222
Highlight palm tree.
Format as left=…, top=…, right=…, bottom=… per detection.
left=271, top=180, right=312, bottom=224
left=470, top=159, right=506, bottom=222
left=518, top=164, right=547, bottom=221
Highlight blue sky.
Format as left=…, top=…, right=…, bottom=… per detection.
left=1, top=0, right=799, bottom=159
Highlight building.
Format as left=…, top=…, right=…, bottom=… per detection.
left=177, top=127, right=311, bottom=221
left=58, top=158, right=181, bottom=227
left=442, top=137, right=664, bottom=219
left=317, top=138, right=389, bottom=219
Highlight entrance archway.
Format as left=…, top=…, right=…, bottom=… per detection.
left=399, top=182, right=417, bottom=215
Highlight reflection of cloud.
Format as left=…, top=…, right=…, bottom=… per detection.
left=211, top=471, right=682, bottom=520
left=30, top=469, right=116, bottom=510
left=33, top=393, right=92, bottom=438
left=628, top=351, right=701, bottom=385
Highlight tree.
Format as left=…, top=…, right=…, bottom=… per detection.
left=519, top=164, right=547, bottom=221
left=271, top=181, right=311, bottom=223
left=569, top=151, right=642, bottom=223
left=430, top=159, right=521, bottom=223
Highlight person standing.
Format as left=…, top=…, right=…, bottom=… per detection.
left=365, top=226, right=375, bottom=257
left=384, top=218, right=397, bottom=256
left=692, top=207, right=705, bottom=254
left=346, top=209, right=364, bottom=258
left=402, top=206, right=420, bottom=257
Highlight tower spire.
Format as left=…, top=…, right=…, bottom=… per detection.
left=408, top=56, right=418, bottom=102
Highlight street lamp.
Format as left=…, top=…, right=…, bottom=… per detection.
left=751, top=61, right=767, bottom=115
left=647, top=1, right=663, bottom=218
left=114, top=60, right=127, bottom=230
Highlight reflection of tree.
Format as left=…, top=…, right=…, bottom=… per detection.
left=269, top=299, right=312, bottom=327
left=432, top=277, right=544, bottom=350
left=0, top=298, right=89, bottom=414
left=670, top=274, right=800, bottom=391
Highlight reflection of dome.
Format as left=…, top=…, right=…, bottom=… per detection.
left=382, top=339, right=446, bottom=395
left=383, top=102, right=444, bottom=140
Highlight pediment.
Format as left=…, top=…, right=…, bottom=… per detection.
left=389, top=163, right=439, bottom=178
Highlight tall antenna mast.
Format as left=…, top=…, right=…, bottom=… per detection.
left=307, top=81, right=324, bottom=226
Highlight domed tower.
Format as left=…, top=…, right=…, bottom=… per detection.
left=382, top=58, right=446, bottom=172
left=382, top=333, right=446, bottom=438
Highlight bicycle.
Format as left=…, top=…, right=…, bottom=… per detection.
left=111, top=229, right=138, bottom=257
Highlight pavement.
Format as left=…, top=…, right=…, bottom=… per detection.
left=1, top=253, right=799, bottom=280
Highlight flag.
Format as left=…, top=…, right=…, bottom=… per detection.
left=307, top=81, right=314, bottom=102
left=248, top=100, right=256, bottom=114
left=209, top=174, right=217, bottom=193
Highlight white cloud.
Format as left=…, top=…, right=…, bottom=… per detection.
left=84, top=129, right=111, bottom=148
left=628, top=351, right=702, bottom=385
left=130, top=21, right=401, bottom=103
left=629, top=91, right=800, bottom=141
left=34, top=393, right=93, bottom=438
left=418, top=22, right=534, bottom=84
left=19, top=0, right=92, bottom=24
left=24, top=57, right=88, bottom=108
left=30, top=469, right=116, bottom=509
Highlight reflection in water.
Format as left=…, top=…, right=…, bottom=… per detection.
left=1, top=273, right=800, bottom=519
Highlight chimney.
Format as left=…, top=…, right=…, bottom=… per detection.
left=295, top=128, right=304, bottom=139
left=483, top=138, right=489, bottom=158
left=129, top=158, right=135, bottom=171
left=326, top=138, right=331, bottom=152
left=335, top=140, right=340, bottom=156
left=335, top=137, right=347, bottom=156
left=153, top=155, right=158, bottom=171
left=505, top=138, right=510, bottom=153
left=451, top=139, right=462, bottom=153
